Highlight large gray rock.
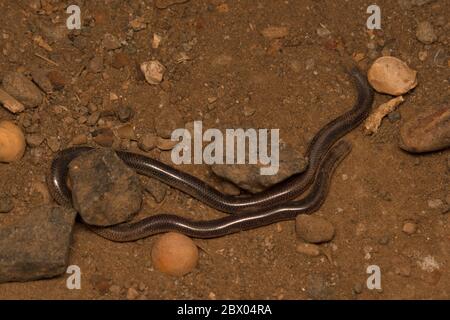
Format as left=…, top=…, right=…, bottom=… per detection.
left=211, top=142, right=308, bottom=193
left=0, top=205, right=76, bottom=283
left=2, top=71, right=43, bottom=108
left=68, top=148, right=143, bottom=226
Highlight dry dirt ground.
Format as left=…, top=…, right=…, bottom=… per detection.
left=0, top=0, right=449, bottom=299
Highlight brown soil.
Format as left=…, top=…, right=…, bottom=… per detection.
left=0, top=0, right=449, bottom=299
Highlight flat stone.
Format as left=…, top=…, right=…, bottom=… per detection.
left=46, top=136, right=61, bottom=153
left=26, top=134, right=45, bottom=147
left=116, top=124, right=137, bottom=140
left=399, top=106, right=450, bottom=153
left=416, top=21, right=437, bottom=44
left=31, top=68, right=53, bottom=94
left=2, top=71, right=43, bottom=108
left=211, top=141, right=308, bottom=193
left=116, top=105, right=133, bottom=123
left=296, top=243, right=321, bottom=257
left=92, top=128, right=114, bottom=147
left=68, top=148, right=143, bottom=226
left=103, top=33, right=122, bottom=50
left=0, top=205, right=76, bottom=283
left=138, top=133, right=157, bottom=152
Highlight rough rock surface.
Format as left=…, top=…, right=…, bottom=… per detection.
left=211, top=142, right=308, bottom=193
left=68, top=148, right=143, bottom=226
left=400, top=106, right=450, bottom=153
left=0, top=205, right=76, bottom=283
left=2, top=71, right=43, bottom=108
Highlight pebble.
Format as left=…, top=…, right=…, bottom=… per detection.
left=416, top=21, right=437, bottom=44
left=368, top=56, right=417, bottom=96
left=92, top=128, right=114, bottom=147
left=26, top=134, right=44, bottom=147
left=152, top=33, right=162, bottom=49
left=0, top=195, right=14, bottom=213
left=138, top=133, right=157, bottom=152
left=295, top=215, right=335, bottom=244
left=87, top=111, right=101, bottom=126
left=78, top=116, right=87, bottom=124
left=156, top=137, right=178, bottom=150
left=428, top=199, right=444, bottom=209
left=402, top=222, right=417, bottom=235
left=418, top=50, right=428, bottom=61
left=399, top=106, right=450, bottom=153
left=68, top=148, right=143, bottom=226
left=30, top=68, right=53, bottom=94
left=243, top=104, right=256, bottom=117
left=117, top=124, right=137, bottom=140
left=46, top=137, right=61, bottom=153
left=126, top=287, right=139, bottom=300
left=140, top=60, right=166, bottom=85
left=151, top=232, right=199, bottom=277
left=71, top=134, right=88, bottom=145
left=116, top=105, right=133, bottom=123
left=296, top=243, right=321, bottom=257
left=129, top=17, right=147, bottom=31
left=87, top=103, right=98, bottom=113
left=0, top=89, right=24, bottom=113
left=2, top=71, right=43, bottom=108
left=103, top=33, right=122, bottom=50
left=260, top=26, right=289, bottom=39
left=316, top=26, right=331, bottom=37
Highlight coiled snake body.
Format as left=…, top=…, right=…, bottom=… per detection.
left=47, top=67, right=373, bottom=241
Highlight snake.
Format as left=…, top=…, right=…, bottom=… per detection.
left=47, top=67, right=373, bottom=241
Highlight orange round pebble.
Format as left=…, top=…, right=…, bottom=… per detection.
left=151, top=232, right=199, bottom=276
